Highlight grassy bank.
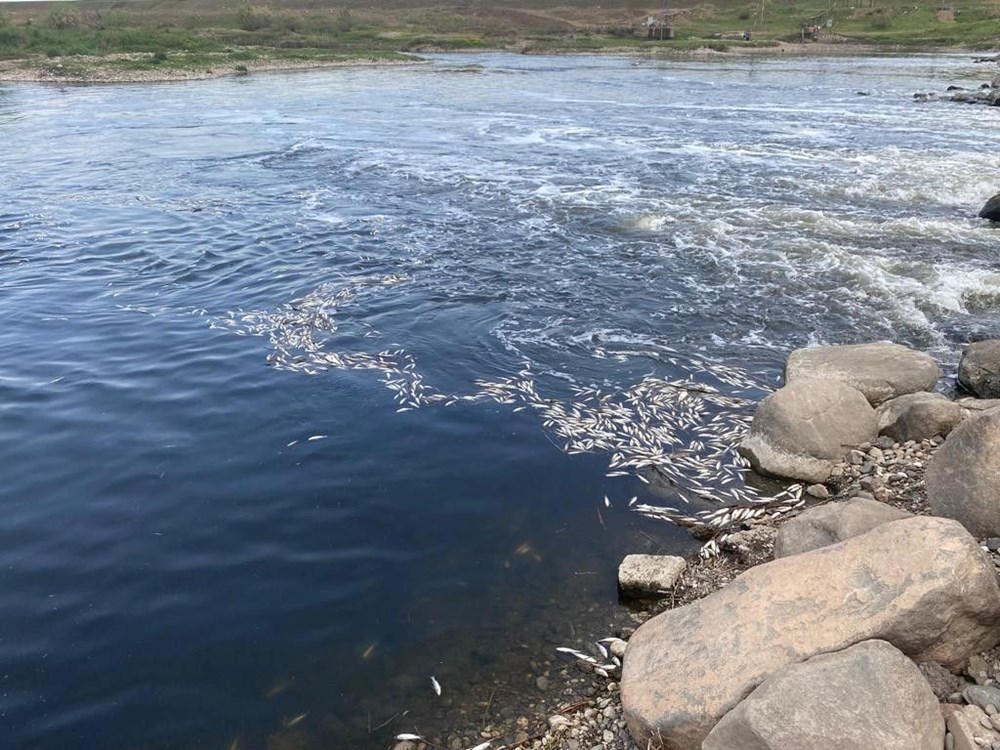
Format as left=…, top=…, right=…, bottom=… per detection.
left=0, top=0, right=997, bottom=80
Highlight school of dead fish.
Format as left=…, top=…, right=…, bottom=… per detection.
left=217, top=274, right=804, bottom=557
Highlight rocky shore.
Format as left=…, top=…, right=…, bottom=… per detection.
left=407, top=337, right=1000, bottom=750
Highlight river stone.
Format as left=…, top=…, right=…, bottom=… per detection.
left=617, top=554, right=685, bottom=596
left=958, top=340, right=1000, bottom=398
left=957, top=397, right=1000, bottom=412
left=966, top=684, right=1000, bottom=711
left=980, top=193, right=1000, bottom=222
left=926, top=408, right=1000, bottom=538
left=620, top=517, right=1000, bottom=750
left=944, top=704, right=1000, bottom=750
left=785, top=342, right=940, bottom=405
left=702, top=640, right=944, bottom=750
left=738, top=379, right=876, bottom=483
left=773, top=497, right=911, bottom=558
left=876, top=391, right=965, bottom=441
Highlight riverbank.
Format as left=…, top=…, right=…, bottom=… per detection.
left=406, top=342, right=1000, bottom=750
left=0, top=50, right=423, bottom=83
left=383, top=433, right=944, bottom=750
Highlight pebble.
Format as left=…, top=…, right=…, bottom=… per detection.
left=988, top=539, right=1000, bottom=553
left=805, top=483, right=829, bottom=499
left=536, top=676, right=549, bottom=692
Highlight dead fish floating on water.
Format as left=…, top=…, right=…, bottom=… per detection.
left=430, top=675, right=441, bottom=696
left=218, top=277, right=799, bottom=555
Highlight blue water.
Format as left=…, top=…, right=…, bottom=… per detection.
left=1, top=52, right=998, bottom=749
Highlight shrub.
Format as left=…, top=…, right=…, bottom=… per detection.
left=334, top=8, right=354, bottom=33
left=45, top=6, right=81, bottom=31
left=870, top=13, right=892, bottom=30
left=235, top=5, right=270, bottom=32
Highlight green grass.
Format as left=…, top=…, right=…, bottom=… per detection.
left=0, top=0, right=996, bottom=73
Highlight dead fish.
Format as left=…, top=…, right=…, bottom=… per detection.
left=361, top=642, right=377, bottom=660
left=430, top=675, right=441, bottom=696
left=396, top=733, right=423, bottom=742
left=284, top=713, right=307, bottom=728
left=468, top=742, right=492, bottom=750
left=603, top=495, right=611, bottom=508
left=307, top=435, right=327, bottom=441
left=265, top=678, right=294, bottom=698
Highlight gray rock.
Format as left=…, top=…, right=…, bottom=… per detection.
left=617, top=554, right=685, bottom=596
left=773, top=497, right=912, bottom=558
left=621, top=517, right=1000, bottom=750
left=966, top=686, right=1000, bottom=711
left=876, top=391, right=965, bottom=441
left=945, top=704, right=1000, bottom=750
left=805, top=483, right=830, bottom=498
left=785, top=342, right=940, bottom=405
left=702, top=640, right=944, bottom=750
left=957, top=397, right=1000, bottom=412
left=926, top=409, right=1000, bottom=538
left=738, top=379, right=877, bottom=483
left=959, top=340, right=1000, bottom=398
left=981, top=194, right=1000, bottom=222
left=920, top=661, right=968, bottom=701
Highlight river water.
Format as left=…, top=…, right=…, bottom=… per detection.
left=1, top=52, right=998, bottom=749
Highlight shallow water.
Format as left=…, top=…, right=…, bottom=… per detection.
left=0, top=52, right=998, bottom=749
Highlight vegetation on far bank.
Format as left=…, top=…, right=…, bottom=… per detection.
left=0, top=0, right=997, bottom=75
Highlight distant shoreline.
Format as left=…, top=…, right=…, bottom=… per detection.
left=0, top=52, right=426, bottom=84
left=0, top=42, right=981, bottom=85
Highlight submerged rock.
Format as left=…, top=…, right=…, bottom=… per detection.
left=621, top=516, right=1000, bottom=750
left=784, top=342, right=940, bottom=405
left=702, top=640, right=944, bottom=750
left=738, top=378, right=876, bottom=483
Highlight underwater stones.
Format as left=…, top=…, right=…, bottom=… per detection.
left=738, top=378, right=877, bottom=483
left=785, top=342, right=940, bottom=405
left=772, top=497, right=911, bottom=558
left=702, top=640, right=944, bottom=750
left=620, top=517, right=1000, bottom=750
left=926, top=408, right=1000, bottom=538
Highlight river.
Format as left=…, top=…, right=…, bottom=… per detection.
left=0, top=51, right=998, bottom=749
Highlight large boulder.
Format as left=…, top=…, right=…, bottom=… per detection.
left=926, top=408, right=1000, bottom=538
left=980, top=193, right=1000, bottom=222
left=785, top=342, right=940, bottom=405
left=958, top=340, right=1000, bottom=398
left=773, top=497, right=911, bottom=558
left=702, top=640, right=944, bottom=750
left=621, top=517, right=1000, bottom=750
left=875, top=391, right=965, bottom=441
left=738, top=379, right=877, bottom=483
